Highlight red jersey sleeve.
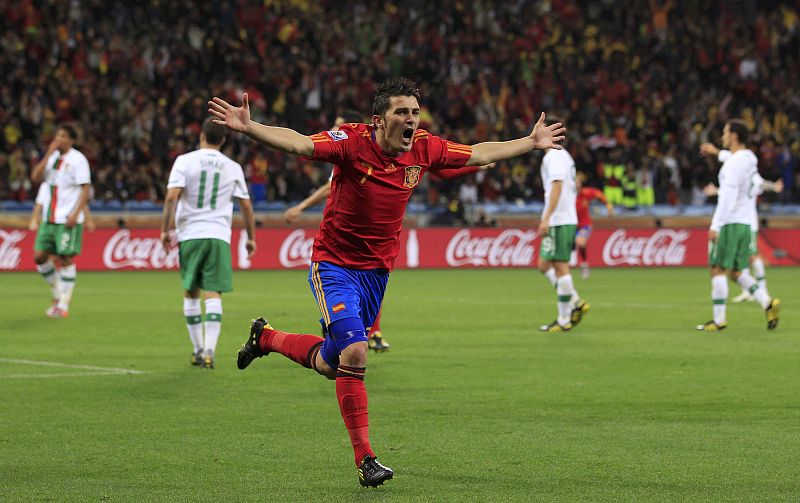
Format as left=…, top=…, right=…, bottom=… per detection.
left=309, top=124, right=359, bottom=164
left=427, top=134, right=473, bottom=171
left=585, top=187, right=607, bottom=203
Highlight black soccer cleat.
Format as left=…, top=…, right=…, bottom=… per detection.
left=191, top=352, right=203, bottom=366
left=236, top=317, right=271, bottom=370
left=570, top=300, right=590, bottom=326
left=765, top=298, right=780, bottom=330
left=357, top=455, right=393, bottom=488
left=368, top=331, right=391, bottom=352
left=202, top=350, right=215, bottom=370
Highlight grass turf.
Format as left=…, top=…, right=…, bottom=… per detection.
left=1, top=268, right=798, bottom=502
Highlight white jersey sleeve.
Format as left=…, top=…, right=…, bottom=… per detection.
left=232, top=164, right=250, bottom=200
left=35, top=181, right=50, bottom=206
left=167, top=156, right=188, bottom=189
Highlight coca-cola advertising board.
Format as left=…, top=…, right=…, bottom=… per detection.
left=1, top=227, right=798, bottom=272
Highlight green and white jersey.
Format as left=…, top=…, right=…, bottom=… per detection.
left=718, top=149, right=762, bottom=230
left=167, top=148, right=249, bottom=244
left=43, top=148, right=91, bottom=224
left=541, top=148, right=578, bottom=226
left=710, top=148, right=759, bottom=232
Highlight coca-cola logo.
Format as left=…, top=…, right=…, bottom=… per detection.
left=279, top=229, right=314, bottom=268
left=602, top=229, right=688, bottom=266
left=103, top=229, right=179, bottom=269
left=0, top=229, right=25, bottom=270
left=445, top=229, right=536, bottom=267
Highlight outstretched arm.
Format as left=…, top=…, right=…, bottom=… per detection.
left=467, top=112, right=565, bottom=166
left=209, top=93, right=314, bottom=157
left=284, top=181, right=332, bottom=223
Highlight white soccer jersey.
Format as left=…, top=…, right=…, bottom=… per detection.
left=541, top=149, right=578, bottom=226
left=43, top=148, right=91, bottom=224
left=710, top=149, right=759, bottom=232
left=167, top=148, right=250, bottom=243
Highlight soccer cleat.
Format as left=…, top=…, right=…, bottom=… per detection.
left=357, top=455, right=393, bottom=488
left=732, top=291, right=755, bottom=303
left=191, top=352, right=203, bottom=366
left=695, top=321, right=727, bottom=332
left=570, top=300, right=590, bottom=326
left=368, top=331, right=391, bottom=352
left=202, top=350, right=215, bottom=369
left=237, top=317, right=272, bottom=370
left=539, top=320, right=573, bottom=333
left=46, top=306, right=68, bottom=319
left=765, top=298, right=780, bottom=330
left=45, top=299, right=59, bottom=317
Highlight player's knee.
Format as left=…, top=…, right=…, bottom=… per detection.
left=340, top=341, right=369, bottom=368
left=33, top=252, right=48, bottom=265
left=537, top=259, right=551, bottom=273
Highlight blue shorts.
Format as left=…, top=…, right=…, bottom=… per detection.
left=576, top=226, right=592, bottom=239
left=308, top=261, right=388, bottom=364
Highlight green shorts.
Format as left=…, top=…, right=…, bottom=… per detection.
left=750, top=230, right=758, bottom=255
left=179, top=238, right=233, bottom=293
left=709, top=223, right=751, bottom=271
left=540, top=224, right=577, bottom=262
left=34, top=222, right=83, bottom=256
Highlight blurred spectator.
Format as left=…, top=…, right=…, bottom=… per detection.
left=1, top=0, right=798, bottom=209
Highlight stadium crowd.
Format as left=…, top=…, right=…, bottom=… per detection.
left=1, top=0, right=799, bottom=216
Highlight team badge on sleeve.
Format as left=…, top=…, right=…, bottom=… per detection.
left=326, top=130, right=349, bottom=141
left=403, top=166, right=422, bottom=188
left=332, top=303, right=346, bottom=313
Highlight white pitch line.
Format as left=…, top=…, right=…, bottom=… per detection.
left=0, top=358, right=146, bottom=376
left=4, top=372, right=139, bottom=379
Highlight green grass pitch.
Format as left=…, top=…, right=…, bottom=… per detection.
left=1, top=268, right=799, bottom=502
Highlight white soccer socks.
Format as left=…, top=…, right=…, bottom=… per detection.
left=711, top=275, right=728, bottom=325
left=57, top=264, right=76, bottom=312
left=737, top=269, right=770, bottom=309
left=184, top=298, right=203, bottom=353
left=556, top=274, right=575, bottom=326
left=203, top=298, right=223, bottom=355
left=36, top=261, right=60, bottom=301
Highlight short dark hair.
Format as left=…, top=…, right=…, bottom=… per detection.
left=372, top=77, right=421, bottom=116
left=339, top=109, right=363, bottom=124
left=59, top=124, right=78, bottom=141
left=544, top=116, right=564, bottom=128
left=202, top=117, right=227, bottom=145
left=726, top=119, right=749, bottom=144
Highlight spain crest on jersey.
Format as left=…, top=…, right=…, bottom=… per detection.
left=403, top=166, right=422, bottom=188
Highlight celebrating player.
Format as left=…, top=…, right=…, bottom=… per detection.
left=695, top=120, right=779, bottom=331
left=209, top=77, right=564, bottom=487
left=574, top=172, right=613, bottom=279
left=30, top=124, right=92, bottom=318
left=160, top=118, right=257, bottom=369
left=537, top=120, right=589, bottom=333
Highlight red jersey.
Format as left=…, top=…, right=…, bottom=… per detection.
left=310, top=123, right=472, bottom=270
left=576, top=187, right=607, bottom=227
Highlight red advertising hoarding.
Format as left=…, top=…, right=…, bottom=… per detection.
left=1, top=227, right=798, bottom=272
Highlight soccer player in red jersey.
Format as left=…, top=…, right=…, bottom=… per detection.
left=209, top=78, right=565, bottom=487
left=575, top=172, right=613, bottom=278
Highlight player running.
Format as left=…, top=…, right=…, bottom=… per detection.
left=574, top=172, right=613, bottom=279
left=210, top=77, right=565, bottom=487
left=695, top=120, right=779, bottom=331
left=160, top=118, right=257, bottom=369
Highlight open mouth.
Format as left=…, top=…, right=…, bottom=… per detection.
left=402, top=128, right=414, bottom=144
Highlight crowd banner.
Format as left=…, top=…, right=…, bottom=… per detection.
left=1, top=227, right=798, bottom=272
